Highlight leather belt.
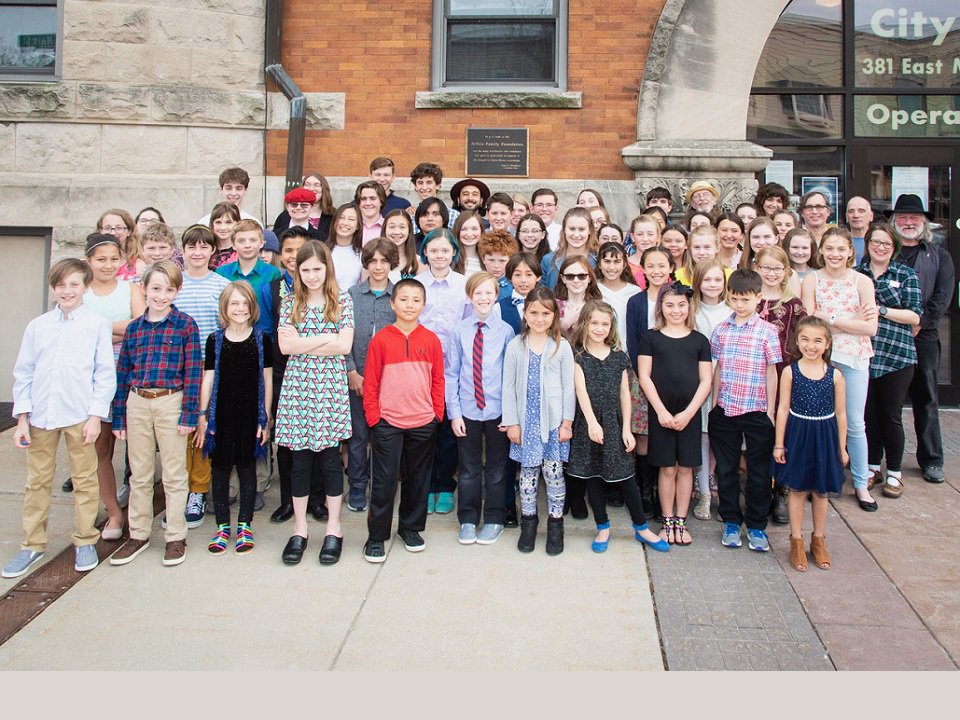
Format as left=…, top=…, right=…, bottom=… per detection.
left=132, top=387, right=181, bottom=399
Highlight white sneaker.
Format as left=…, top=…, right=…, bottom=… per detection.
left=693, top=494, right=712, bottom=521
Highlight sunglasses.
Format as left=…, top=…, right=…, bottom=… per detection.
left=562, top=272, right=590, bottom=282
left=288, top=202, right=312, bottom=209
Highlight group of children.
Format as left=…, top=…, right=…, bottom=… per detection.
left=4, top=172, right=854, bottom=580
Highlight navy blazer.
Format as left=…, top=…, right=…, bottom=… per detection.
left=497, top=296, right=522, bottom=335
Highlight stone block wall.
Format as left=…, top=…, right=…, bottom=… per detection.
left=0, top=0, right=269, bottom=252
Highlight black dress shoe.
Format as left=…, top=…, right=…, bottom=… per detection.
left=271, top=503, right=294, bottom=523
left=309, top=502, right=329, bottom=521
left=62, top=478, right=74, bottom=492
left=504, top=504, right=519, bottom=529
left=282, top=535, right=308, bottom=564
left=318, top=535, right=343, bottom=565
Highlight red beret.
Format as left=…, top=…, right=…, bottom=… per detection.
left=285, top=188, right=317, bottom=204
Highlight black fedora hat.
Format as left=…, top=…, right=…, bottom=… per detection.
left=885, top=193, right=933, bottom=220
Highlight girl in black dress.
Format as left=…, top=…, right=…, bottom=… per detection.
left=567, top=301, right=669, bottom=554
left=637, top=282, right=712, bottom=545
left=198, top=281, right=273, bottom=554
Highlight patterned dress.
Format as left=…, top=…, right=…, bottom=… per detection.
left=274, top=292, right=354, bottom=452
left=509, top=350, right=570, bottom=466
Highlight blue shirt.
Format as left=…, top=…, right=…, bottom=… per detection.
left=216, top=259, right=282, bottom=334
left=445, top=312, right=515, bottom=422
left=13, top=304, right=116, bottom=429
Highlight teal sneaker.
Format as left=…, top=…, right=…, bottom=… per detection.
left=435, top=492, right=455, bottom=514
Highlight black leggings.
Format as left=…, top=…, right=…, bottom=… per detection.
left=865, top=365, right=914, bottom=471
left=290, top=446, right=343, bottom=498
left=212, top=459, right=257, bottom=526
left=586, top=476, right=646, bottom=527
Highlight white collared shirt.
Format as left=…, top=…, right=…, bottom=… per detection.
left=12, top=304, right=117, bottom=429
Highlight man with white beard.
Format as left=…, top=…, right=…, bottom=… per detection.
left=885, top=194, right=955, bottom=484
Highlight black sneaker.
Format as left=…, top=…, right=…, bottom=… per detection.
left=397, top=529, right=425, bottom=552
left=363, top=538, right=386, bottom=563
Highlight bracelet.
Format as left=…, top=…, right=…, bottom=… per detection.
left=773, top=446, right=785, bottom=450
left=198, top=410, right=208, bottom=417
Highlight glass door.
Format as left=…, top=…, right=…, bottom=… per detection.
left=850, top=144, right=959, bottom=404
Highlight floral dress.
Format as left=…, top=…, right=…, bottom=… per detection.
left=274, top=292, right=354, bottom=452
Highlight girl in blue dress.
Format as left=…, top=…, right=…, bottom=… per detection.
left=773, top=316, right=848, bottom=573
left=502, top=287, right=575, bottom=556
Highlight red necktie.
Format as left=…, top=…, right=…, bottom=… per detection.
left=472, top=322, right=485, bottom=410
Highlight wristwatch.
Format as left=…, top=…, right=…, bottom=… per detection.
left=828, top=313, right=836, bottom=325
left=878, top=305, right=888, bottom=317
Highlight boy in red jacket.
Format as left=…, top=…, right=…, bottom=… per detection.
left=362, top=278, right=445, bottom=563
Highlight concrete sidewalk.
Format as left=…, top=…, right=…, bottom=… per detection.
left=0, top=409, right=957, bottom=670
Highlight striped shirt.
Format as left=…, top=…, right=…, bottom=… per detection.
left=176, top=272, right=230, bottom=355
left=112, top=307, right=202, bottom=430
left=856, top=260, right=923, bottom=378
left=711, top=313, right=782, bottom=416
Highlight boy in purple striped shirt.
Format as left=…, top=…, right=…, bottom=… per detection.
left=110, top=261, right=202, bottom=567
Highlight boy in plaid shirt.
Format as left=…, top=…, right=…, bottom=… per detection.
left=709, top=269, right=781, bottom=552
left=110, top=261, right=202, bottom=567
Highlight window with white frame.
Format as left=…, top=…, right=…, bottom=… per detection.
left=432, top=0, right=567, bottom=90
left=0, top=0, right=60, bottom=78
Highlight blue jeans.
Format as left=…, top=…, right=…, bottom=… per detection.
left=835, top=361, right=869, bottom=489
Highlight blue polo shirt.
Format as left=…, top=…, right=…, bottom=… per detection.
left=216, top=258, right=282, bottom=334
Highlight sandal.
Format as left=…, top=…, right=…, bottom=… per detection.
left=882, top=477, right=904, bottom=498
left=810, top=534, right=831, bottom=570
left=674, top=516, right=692, bottom=545
left=235, top=523, right=255, bottom=554
left=659, top=517, right=675, bottom=544
left=208, top=524, right=230, bottom=555
left=789, top=536, right=807, bottom=572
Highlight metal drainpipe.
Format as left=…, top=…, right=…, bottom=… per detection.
left=264, top=0, right=305, bottom=193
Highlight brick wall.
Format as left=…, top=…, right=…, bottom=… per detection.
left=267, top=0, right=666, bottom=180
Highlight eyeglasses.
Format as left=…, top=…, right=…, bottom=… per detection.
left=288, top=202, right=312, bottom=209
left=869, top=239, right=894, bottom=249
left=533, top=202, right=556, bottom=209
left=136, top=217, right=158, bottom=225
left=562, top=272, right=589, bottom=281
left=757, top=265, right=785, bottom=274
left=518, top=228, right=544, bottom=235
left=100, top=225, right=128, bottom=234
left=802, top=204, right=829, bottom=212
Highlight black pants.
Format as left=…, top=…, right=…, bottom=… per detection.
left=456, top=417, right=509, bottom=525
left=430, top=418, right=458, bottom=493
left=865, top=365, right=914, bottom=471
left=212, top=459, right=257, bottom=525
left=909, top=331, right=943, bottom=467
left=290, top=446, right=343, bottom=499
left=273, top=369, right=325, bottom=508
left=709, top=407, right=774, bottom=531
left=587, top=476, right=645, bottom=527
left=368, top=420, right=438, bottom=541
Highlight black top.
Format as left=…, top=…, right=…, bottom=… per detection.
left=637, top=330, right=711, bottom=413
left=205, top=331, right=273, bottom=465
left=271, top=210, right=332, bottom=243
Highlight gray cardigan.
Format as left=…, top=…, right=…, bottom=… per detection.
left=346, top=280, right=395, bottom=373
left=501, top=335, right=575, bottom=443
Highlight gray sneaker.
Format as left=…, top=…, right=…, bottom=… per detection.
left=721, top=522, right=742, bottom=548
left=2, top=549, right=45, bottom=579
left=747, top=528, right=770, bottom=552
left=458, top=523, right=477, bottom=545
left=116, top=483, right=130, bottom=508
left=476, top=523, right=504, bottom=545
left=75, top=544, right=99, bottom=572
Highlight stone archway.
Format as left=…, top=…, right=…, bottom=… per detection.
left=622, top=0, right=791, bottom=210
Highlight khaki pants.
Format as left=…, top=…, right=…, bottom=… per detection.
left=22, top=422, right=100, bottom=551
left=126, top=391, right=188, bottom=542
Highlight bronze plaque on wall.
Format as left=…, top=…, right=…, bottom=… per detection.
left=465, top=128, right=529, bottom=177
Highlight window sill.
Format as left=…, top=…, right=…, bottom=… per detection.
left=415, top=90, right=582, bottom=109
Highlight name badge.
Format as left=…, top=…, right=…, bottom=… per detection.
left=890, top=280, right=901, bottom=288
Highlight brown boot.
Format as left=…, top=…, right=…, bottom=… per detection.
left=810, top=534, right=831, bottom=570
left=789, top=536, right=807, bottom=572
